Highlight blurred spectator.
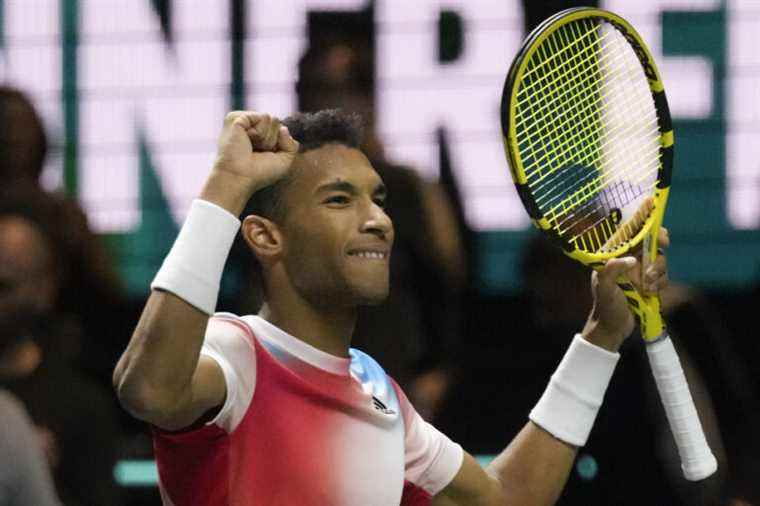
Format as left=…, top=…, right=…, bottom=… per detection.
left=0, top=206, right=123, bottom=506
left=287, top=19, right=469, bottom=419
left=0, top=389, right=60, bottom=506
left=0, top=86, right=127, bottom=383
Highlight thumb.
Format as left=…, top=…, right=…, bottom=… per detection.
left=277, top=126, right=299, bottom=154
left=598, top=256, right=637, bottom=285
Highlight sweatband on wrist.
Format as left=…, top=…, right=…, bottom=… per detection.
left=529, top=334, right=620, bottom=447
left=151, top=199, right=241, bottom=314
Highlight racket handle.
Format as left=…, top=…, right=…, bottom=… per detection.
left=646, top=335, right=718, bottom=481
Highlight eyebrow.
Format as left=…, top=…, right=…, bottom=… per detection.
left=315, top=180, right=387, bottom=198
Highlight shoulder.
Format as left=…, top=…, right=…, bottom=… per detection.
left=195, top=313, right=260, bottom=433
left=349, top=348, right=402, bottom=416
left=209, top=312, right=257, bottom=339
left=203, top=312, right=258, bottom=354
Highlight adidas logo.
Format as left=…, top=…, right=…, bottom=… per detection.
left=372, top=396, right=396, bottom=415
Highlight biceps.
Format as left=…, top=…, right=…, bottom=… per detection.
left=192, top=355, right=227, bottom=411
left=157, top=355, right=227, bottom=430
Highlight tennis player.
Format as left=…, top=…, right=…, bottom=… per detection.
left=114, top=110, right=668, bottom=505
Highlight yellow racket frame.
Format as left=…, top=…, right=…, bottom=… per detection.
left=501, top=8, right=675, bottom=340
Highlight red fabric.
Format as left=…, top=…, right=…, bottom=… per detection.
left=153, top=327, right=359, bottom=505
left=153, top=424, right=229, bottom=505
left=401, top=480, right=433, bottom=506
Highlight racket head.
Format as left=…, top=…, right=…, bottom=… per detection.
left=501, top=8, right=673, bottom=267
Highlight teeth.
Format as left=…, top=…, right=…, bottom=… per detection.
left=353, top=251, right=385, bottom=259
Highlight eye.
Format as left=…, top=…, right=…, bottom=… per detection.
left=325, top=195, right=351, bottom=206
left=373, top=197, right=387, bottom=209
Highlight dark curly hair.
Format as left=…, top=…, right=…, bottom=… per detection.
left=244, top=109, right=363, bottom=223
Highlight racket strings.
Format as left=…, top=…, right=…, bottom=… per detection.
left=600, top=197, right=654, bottom=252
left=561, top=26, right=660, bottom=244
left=531, top=104, right=658, bottom=200
left=520, top=19, right=603, bottom=81
left=550, top=121, right=659, bottom=248
left=514, top=23, right=618, bottom=123
left=513, top=18, right=661, bottom=253
left=555, top=146, right=660, bottom=237
left=516, top=21, right=609, bottom=175
left=516, top=20, right=606, bottom=172
left=566, top=176, right=658, bottom=250
left=519, top=22, right=655, bottom=189
left=520, top=43, right=653, bottom=186
left=526, top=44, right=657, bottom=222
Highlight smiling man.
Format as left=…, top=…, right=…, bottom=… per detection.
left=113, top=110, right=669, bottom=505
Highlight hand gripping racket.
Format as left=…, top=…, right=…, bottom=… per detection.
left=500, top=7, right=717, bottom=481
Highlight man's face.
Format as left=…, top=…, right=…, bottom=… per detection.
left=277, top=144, right=394, bottom=308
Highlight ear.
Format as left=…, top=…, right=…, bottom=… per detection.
left=241, top=215, right=283, bottom=266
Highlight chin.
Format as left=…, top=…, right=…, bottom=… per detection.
left=351, top=283, right=390, bottom=306
left=358, top=292, right=389, bottom=306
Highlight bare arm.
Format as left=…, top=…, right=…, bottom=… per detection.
left=434, top=235, right=671, bottom=505
left=113, top=112, right=298, bottom=430
left=433, top=424, right=575, bottom=506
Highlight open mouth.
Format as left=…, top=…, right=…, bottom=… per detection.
left=347, top=250, right=389, bottom=260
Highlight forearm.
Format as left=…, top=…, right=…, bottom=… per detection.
left=489, top=336, right=618, bottom=504
left=486, top=422, right=576, bottom=506
left=445, top=336, right=619, bottom=506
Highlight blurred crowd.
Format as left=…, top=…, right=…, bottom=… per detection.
left=1, top=4, right=759, bottom=506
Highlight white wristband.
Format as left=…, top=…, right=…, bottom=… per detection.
left=151, top=199, right=241, bottom=314
left=529, top=334, right=620, bottom=447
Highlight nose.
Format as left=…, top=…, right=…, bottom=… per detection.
left=360, top=201, right=393, bottom=238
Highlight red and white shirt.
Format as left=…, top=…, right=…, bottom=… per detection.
left=153, top=313, right=464, bottom=505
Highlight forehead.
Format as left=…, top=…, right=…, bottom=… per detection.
left=290, top=144, right=381, bottom=192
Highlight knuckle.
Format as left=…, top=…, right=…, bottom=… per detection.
left=225, top=111, right=243, bottom=123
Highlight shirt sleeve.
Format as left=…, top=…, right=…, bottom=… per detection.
left=200, top=313, right=257, bottom=433
left=393, top=381, right=464, bottom=496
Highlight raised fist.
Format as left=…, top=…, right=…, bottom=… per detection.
left=213, top=111, right=300, bottom=194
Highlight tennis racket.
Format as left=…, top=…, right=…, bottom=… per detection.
left=500, top=7, right=717, bottom=481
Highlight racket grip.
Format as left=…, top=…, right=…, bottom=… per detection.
left=646, top=335, right=718, bottom=481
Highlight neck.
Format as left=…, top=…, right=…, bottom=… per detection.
left=258, top=295, right=356, bottom=359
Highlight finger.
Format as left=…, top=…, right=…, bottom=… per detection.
left=643, top=255, right=668, bottom=294
left=259, top=117, right=281, bottom=151
left=228, top=110, right=262, bottom=130
left=657, top=227, right=670, bottom=249
left=251, top=114, right=272, bottom=149
left=224, top=110, right=246, bottom=126
left=643, top=270, right=668, bottom=294
left=650, top=272, right=669, bottom=293
left=277, top=126, right=300, bottom=154
left=598, top=256, right=637, bottom=286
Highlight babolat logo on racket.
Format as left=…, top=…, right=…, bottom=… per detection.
left=609, top=208, right=622, bottom=225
